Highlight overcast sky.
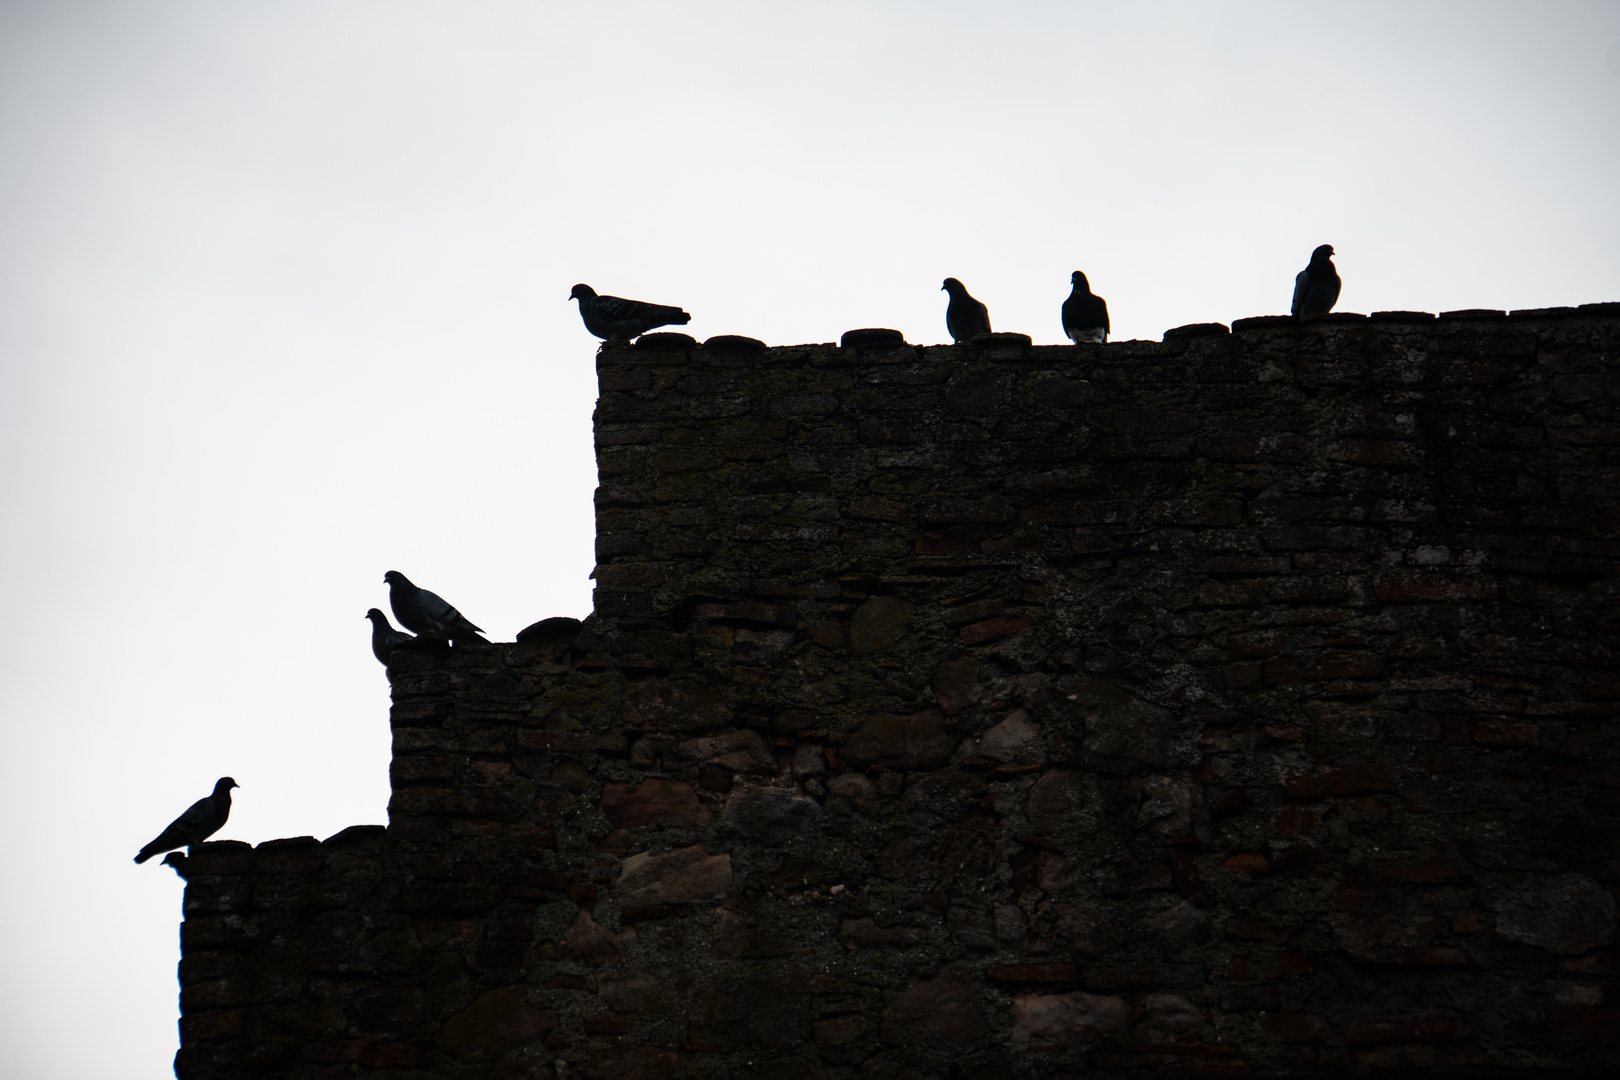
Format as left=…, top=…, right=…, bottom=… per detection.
left=1, top=2, right=1618, bottom=1077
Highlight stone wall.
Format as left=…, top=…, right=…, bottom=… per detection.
left=175, top=308, right=1620, bottom=1079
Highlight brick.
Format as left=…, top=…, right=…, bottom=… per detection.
left=1346, top=1020, right=1457, bottom=1045
left=1374, top=573, right=1499, bottom=602
left=1285, top=766, right=1394, bottom=798
left=1325, top=439, right=1421, bottom=467
left=1547, top=1009, right=1620, bottom=1040
left=986, top=964, right=1079, bottom=983
left=959, top=614, right=1031, bottom=644
left=1264, top=1013, right=1328, bottom=1043
left=1473, top=719, right=1539, bottom=746
left=1367, top=857, right=1464, bottom=885
left=1264, top=653, right=1385, bottom=683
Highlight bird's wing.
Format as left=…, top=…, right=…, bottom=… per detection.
left=176, top=795, right=216, bottom=828
left=592, top=294, right=658, bottom=320
left=418, top=589, right=484, bottom=635
left=1291, top=269, right=1310, bottom=316
left=413, top=588, right=457, bottom=624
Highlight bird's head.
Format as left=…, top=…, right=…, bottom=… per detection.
left=384, top=570, right=408, bottom=588
left=1071, top=270, right=1090, bottom=289
left=216, top=777, right=239, bottom=792
left=568, top=284, right=595, bottom=303
left=1313, top=244, right=1335, bottom=260
left=941, top=277, right=963, bottom=294
left=366, top=608, right=387, bottom=623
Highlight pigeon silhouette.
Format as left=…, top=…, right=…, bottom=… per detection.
left=135, top=777, right=238, bottom=863
left=384, top=570, right=486, bottom=645
left=1291, top=244, right=1341, bottom=318
left=161, top=852, right=190, bottom=880
left=366, top=607, right=415, bottom=665
left=942, top=278, right=992, bottom=343
left=1061, top=271, right=1110, bottom=343
left=569, top=284, right=691, bottom=340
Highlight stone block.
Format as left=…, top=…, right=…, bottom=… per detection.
left=848, top=595, right=913, bottom=652
left=437, top=989, right=554, bottom=1059
left=880, top=970, right=985, bottom=1047
left=721, top=783, right=821, bottom=840
left=599, top=779, right=711, bottom=829
left=841, top=710, right=956, bottom=771
left=615, top=845, right=732, bottom=908
left=1010, top=990, right=1128, bottom=1046
left=1494, top=873, right=1617, bottom=955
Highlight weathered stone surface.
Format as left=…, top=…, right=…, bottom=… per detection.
left=1494, top=873, right=1617, bottom=954
left=621, top=678, right=731, bottom=731
left=600, top=778, right=711, bottom=828
left=1026, top=769, right=1086, bottom=836
left=839, top=918, right=924, bottom=950
left=721, top=783, right=821, bottom=840
left=825, top=772, right=878, bottom=813
left=849, top=596, right=913, bottom=652
left=932, top=657, right=983, bottom=715
left=977, top=711, right=1040, bottom=763
left=437, top=988, right=554, bottom=1058
left=1066, top=675, right=1195, bottom=773
left=841, top=710, right=956, bottom=771
left=880, top=969, right=985, bottom=1046
left=597, top=970, right=670, bottom=1013
left=1010, top=991, right=1129, bottom=1046
left=1143, top=993, right=1201, bottom=1033
left=615, top=845, right=732, bottom=908
left=675, top=728, right=776, bottom=774
left=540, top=910, right=636, bottom=965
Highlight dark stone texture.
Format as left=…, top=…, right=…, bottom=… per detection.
left=175, top=312, right=1620, bottom=1079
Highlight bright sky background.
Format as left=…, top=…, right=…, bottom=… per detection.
left=1, top=2, right=1617, bottom=1077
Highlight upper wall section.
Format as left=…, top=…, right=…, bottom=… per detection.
left=587, top=309, right=1619, bottom=677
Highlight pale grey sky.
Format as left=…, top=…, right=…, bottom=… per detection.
left=1, top=2, right=1617, bottom=1077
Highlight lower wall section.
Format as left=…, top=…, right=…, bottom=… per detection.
left=175, top=631, right=1619, bottom=1079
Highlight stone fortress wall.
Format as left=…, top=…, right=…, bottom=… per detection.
left=175, top=307, right=1619, bottom=1079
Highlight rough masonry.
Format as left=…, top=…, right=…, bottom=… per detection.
left=175, top=308, right=1620, bottom=1079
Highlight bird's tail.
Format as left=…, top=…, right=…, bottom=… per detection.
left=134, top=847, right=157, bottom=864
left=671, top=311, right=691, bottom=325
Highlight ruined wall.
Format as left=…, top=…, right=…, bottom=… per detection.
left=176, top=308, right=1620, bottom=1079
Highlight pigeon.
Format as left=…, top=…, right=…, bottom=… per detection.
left=941, top=278, right=992, bottom=343
left=384, top=570, right=486, bottom=645
left=161, top=852, right=190, bottom=880
left=366, top=607, right=415, bottom=665
left=135, top=777, right=238, bottom=864
left=1291, top=244, right=1341, bottom=318
left=1061, top=270, right=1110, bottom=343
left=569, top=284, right=691, bottom=340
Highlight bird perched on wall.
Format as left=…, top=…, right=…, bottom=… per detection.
left=366, top=608, right=415, bottom=665
left=569, top=284, right=691, bottom=340
left=384, top=570, right=486, bottom=645
left=135, top=777, right=238, bottom=864
left=1291, top=244, right=1341, bottom=318
left=1061, top=271, right=1110, bottom=343
left=941, top=278, right=992, bottom=343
